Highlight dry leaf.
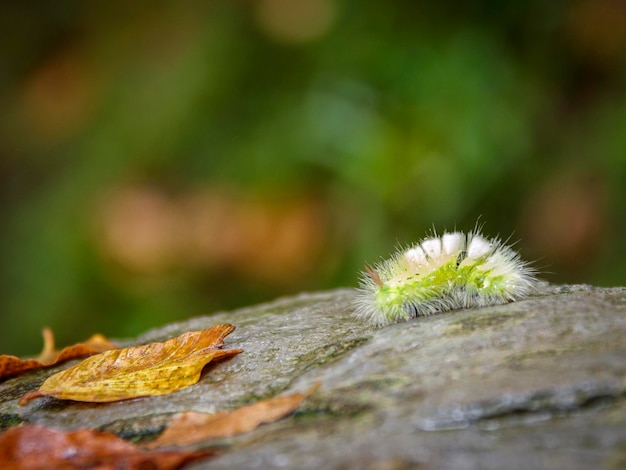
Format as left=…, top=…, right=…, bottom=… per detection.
left=145, top=383, right=320, bottom=449
left=0, top=328, right=117, bottom=382
left=0, top=424, right=212, bottom=470
left=19, top=324, right=242, bottom=405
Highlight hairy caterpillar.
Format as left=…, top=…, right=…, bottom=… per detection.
left=354, top=230, right=537, bottom=326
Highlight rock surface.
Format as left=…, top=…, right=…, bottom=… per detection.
left=1, top=283, right=625, bottom=469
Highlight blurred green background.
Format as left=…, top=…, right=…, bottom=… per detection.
left=1, top=0, right=625, bottom=356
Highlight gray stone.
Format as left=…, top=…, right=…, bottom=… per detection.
left=1, top=283, right=625, bottom=469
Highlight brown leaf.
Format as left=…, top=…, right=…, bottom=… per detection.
left=0, top=424, right=213, bottom=470
left=0, top=328, right=117, bottom=382
left=145, top=383, right=320, bottom=449
left=19, top=324, right=242, bottom=405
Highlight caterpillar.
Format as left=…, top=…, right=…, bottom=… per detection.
left=353, top=230, right=537, bottom=326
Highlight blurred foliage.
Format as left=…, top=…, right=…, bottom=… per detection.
left=1, top=0, right=625, bottom=355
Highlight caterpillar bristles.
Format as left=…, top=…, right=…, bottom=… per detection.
left=354, top=229, right=537, bottom=326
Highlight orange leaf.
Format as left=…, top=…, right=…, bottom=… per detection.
left=0, top=424, right=212, bottom=470
left=0, top=328, right=117, bottom=382
left=145, top=383, right=320, bottom=449
left=19, top=324, right=242, bottom=405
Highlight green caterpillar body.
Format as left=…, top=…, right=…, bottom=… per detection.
left=354, top=231, right=536, bottom=326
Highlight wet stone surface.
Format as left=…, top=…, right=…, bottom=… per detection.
left=1, top=283, right=625, bottom=469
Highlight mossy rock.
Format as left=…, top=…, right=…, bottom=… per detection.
left=1, top=283, right=625, bottom=469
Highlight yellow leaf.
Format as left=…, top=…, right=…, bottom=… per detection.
left=19, top=324, right=241, bottom=405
